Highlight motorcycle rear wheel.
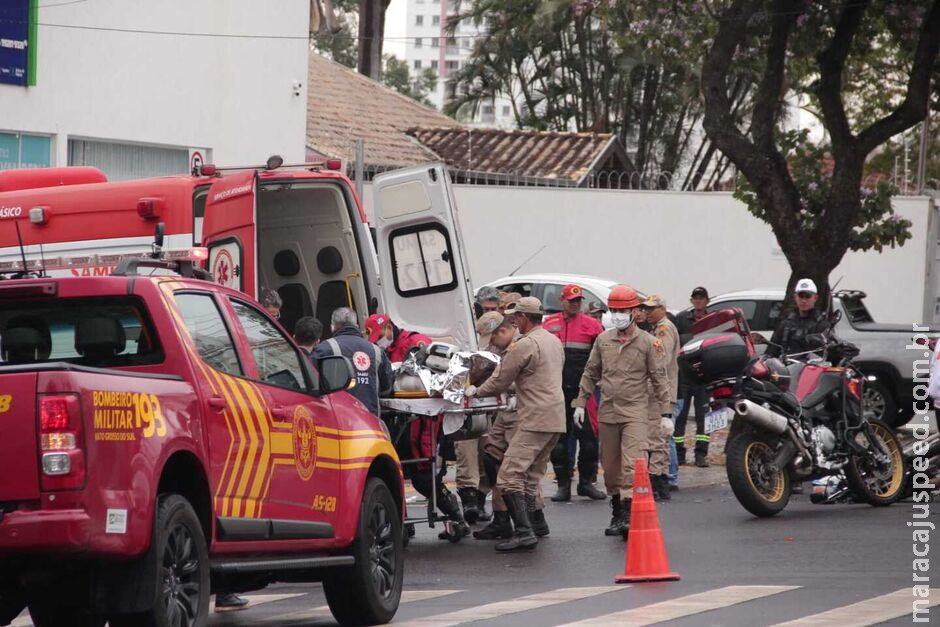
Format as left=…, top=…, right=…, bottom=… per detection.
left=845, top=419, right=904, bottom=506
left=726, top=433, right=791, bottom=517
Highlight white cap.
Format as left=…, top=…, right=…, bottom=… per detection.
left=795, top=278, right=817, bottom=294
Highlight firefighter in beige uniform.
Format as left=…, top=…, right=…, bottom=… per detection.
left=472, top=315, right=549, bottom=541
left=454, top=313, right=504, bottom=525
left=641, top=295, right=680, bottom=501
left=467, top=297, right=565, bottom=552
left=573, top=285, right=670, bottom=538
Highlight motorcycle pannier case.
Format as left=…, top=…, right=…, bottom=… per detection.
left=679, top=332, right=751, bottom=385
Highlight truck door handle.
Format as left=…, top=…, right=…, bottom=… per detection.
left=208, top=396, right=228, bottom=411
left=271, top=407, right=290, bottom=419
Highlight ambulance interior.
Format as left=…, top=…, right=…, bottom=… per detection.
left=256, top=181, right=372, bottom=336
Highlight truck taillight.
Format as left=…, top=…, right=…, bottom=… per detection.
left=39, top=394, right=85, bottom=490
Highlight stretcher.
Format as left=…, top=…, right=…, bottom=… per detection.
left=379, top=395, right=506, bottom=531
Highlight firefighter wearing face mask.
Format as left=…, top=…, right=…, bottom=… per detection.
left=364, top=313, right=434, bottom=363
left=572, top=285, right=670, bottom=539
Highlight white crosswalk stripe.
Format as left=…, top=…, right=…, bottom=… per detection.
left=772, top=588, right=940, bottom=626
left=560, top=585, right=799, bottom=626
left=395, top=586, right=623, bottom=627
left=231, top=592, right=307, bottom=607
left=12, top=584, right=936, bottom=626
left=264, top=589, right=462, bottom=624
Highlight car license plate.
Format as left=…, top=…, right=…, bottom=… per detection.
left=704, top=407, right=734, bottom=434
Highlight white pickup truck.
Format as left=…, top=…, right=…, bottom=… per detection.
left=698, top=289, right=938, bottom=428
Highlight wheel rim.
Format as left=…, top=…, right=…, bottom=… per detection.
left=161, top=522, right=201, bottom=627
left=744, top=440, right=786, bottom=502
left=367, top=502, right=397, bottom=600
left=854, top=423, right=903, bottom=498
left=862, top=386, right=886, bottom=421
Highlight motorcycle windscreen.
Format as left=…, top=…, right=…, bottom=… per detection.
left=372, top=164, right=477, bottom=351
left=202, top=170, right=257, bottom=296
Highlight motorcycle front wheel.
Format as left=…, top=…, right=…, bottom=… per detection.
left=726, top=432, right=791, bottom=517
left=845, top=419, right=905, bottom=506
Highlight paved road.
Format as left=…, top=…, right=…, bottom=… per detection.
left=11, top=466, right=935, bottom=626
left=14, top=417, right=936, bottom=627
left=203, top=479, right=933, bottom=626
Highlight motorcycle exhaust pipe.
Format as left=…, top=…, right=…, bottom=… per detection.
left=734, top=399, right=789, bottom=435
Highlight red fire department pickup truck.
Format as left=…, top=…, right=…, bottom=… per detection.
left=0, top=256, right=405, bottom=627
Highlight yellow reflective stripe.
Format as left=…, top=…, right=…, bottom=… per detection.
left=207, top=369, right=246, bottom=517
left=222, top=375, right=259, bottom=517
left=238, top=379, right=271, bottom=516
left=316, top=426, right=387, bottom=438
left=271, top=431, right=292, bottom=456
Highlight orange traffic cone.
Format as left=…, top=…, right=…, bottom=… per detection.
left=614, top=457, right=680, bottom=583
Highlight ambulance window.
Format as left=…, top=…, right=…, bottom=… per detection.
left=389, top=224, right=457, bottom=296
left=193, top=187, right=209, bottom=245
left=230, top=299, right=307, bottom=392
left=175, top=293, right=242, bottom=375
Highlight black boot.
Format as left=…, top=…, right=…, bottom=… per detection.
left=437, top=492, right=470, bottom=542
left=551, top=469, right=572, bottom=502
left=576, top=476, right=607, bottom=501
left=694, top=450, right=710, bottom=468
left=605, top=496, right=623, bottom=536
left=476, top=489, right=492, bottom=522
left=526, top=494, right=549, bottom=537
left=656, top=475, right=672, bottom=501
left=620, top=498, right=632, bottom=539
left=473, top=510, right=512, bottom=540
left=496, top=491, right=538, bottom=551
left=675, top=444, right=687, bottom=466
left=458, top=487, right=482, bottom=525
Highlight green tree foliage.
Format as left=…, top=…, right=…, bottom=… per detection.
left=311, top=0, right=359, bottom=69
left=445, top=0, right=747, bottom=187
left=382, top=55, right=439, bottom=106
left=702, top=0, right=939, bottom=302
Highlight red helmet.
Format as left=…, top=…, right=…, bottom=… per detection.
left=608, top=285, right=640, bottom=309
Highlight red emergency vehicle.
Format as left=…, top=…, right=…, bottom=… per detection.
left=0, top=166, right=211, bottom=278
left=0, top=160, right=479, bottom=349
left=0, top=255, right=404, bottom=626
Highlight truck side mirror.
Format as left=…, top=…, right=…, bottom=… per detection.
left=317, top=355, right=354, bottom=394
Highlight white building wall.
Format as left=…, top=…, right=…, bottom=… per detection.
left=362, top=184, right=937, bottom=325
left=1, top=0, right=308, bottom=173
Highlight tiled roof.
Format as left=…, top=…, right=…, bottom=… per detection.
left=407, top=127, right=628, bottom=184
left=306, top=52, right=460, bottom=168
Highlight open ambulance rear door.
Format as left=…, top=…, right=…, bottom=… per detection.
left=202, top=171, right=258, bottom=296
left=372, top=164, right=478, bottom=351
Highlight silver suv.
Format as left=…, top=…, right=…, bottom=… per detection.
left=700, top=289, right=937, bottom=428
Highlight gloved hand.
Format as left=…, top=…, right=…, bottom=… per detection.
left=465, top=385, right=478, bottom=398
left=505, top=395, right=517, bottom=411
left=573, top=407, right=586, bottom=428
left=660, top=415, right=675, bottom=434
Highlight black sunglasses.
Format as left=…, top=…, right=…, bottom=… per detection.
left=796, top=292, right=815, bottom=299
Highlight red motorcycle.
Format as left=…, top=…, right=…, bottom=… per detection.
left=679, top=308, right=904, bottom=517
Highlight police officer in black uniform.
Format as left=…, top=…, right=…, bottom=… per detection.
left=765, top=278, right=831, bottom=359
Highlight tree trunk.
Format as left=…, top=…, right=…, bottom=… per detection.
left=357, top=0, right=386, bottom=80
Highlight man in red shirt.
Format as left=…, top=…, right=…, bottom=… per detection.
left=365, top=313, right=433, bottom=363
left=543, top=284, right=606, bottom=501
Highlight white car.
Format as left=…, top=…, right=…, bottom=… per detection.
left=476, top=274, right=646, bottom=321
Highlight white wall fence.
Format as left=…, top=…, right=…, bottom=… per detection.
left=362, top=184, right=937, bottom=325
